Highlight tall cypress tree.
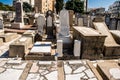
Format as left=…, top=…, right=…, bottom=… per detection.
left=55, top=0, right=64, bottom=14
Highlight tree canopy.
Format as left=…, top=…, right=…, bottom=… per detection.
left=23, top=2, right=33, bottom=12
left=55, top=0, right=64, bottom=14
left=0, top=2, right=14, bottom=11
left=65, top=0, right=84, bottom=13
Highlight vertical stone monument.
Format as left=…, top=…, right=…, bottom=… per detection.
left=74, top=40, right=81, bottom=57
left=37, top=14, right=45, bottom=36
left=46, top=10, right=54, bottom=37
left=0, top=19, right=4, bottom=35
left=11, top=0, right=24, bottom=29
left=56, top=40, right=63, bottom=57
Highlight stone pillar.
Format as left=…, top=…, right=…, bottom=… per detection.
left=56, top=40, right=63, bottom=57
left=0, top=19, right=4, bottom=29
left=117, top=20, right=120, bottom=30
left=78, top=18, right=83, bottom=26
left=74, top=40, right=81, bottom=57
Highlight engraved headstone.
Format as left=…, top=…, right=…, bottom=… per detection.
left=59, top=9, right=70, bottom=36
left=37, top=14, right=45, bottom=36
left=0, top=19, right=4, bottom=29
left=46, top=10, right=53, bottom=36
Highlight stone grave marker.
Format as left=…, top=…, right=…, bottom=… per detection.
left=0, top=19, right=4, bottom=29
left=46, top=10, right=53, bottom=37
left=56, top=40, right=63, bottom=57
left=74, top=40, right=81, bottom=57
left=37, top=14, right=45, bottom=36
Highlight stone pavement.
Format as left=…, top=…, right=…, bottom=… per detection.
left=0, top=59, right=100, bottom=80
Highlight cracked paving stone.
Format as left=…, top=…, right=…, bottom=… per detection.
left=26, top=74, right=40, bottom=80
left=64, top=64, right=72, bottom=74
left=0, top=67, right=5, bottom=73
left=84, top=69, right=95, bottom=78
left=73, top=66, right=86, bottom=73
left=45, top=71, right=58, bottom=80
left=0, top=60, right=7, bottom=67
left=66, top=72, right=85, bottom=80
left=7, top=60, right=22, bottom=65
left=30, top=63, right=39, bottom=73
left=0, top=69, right=23, bottom=80
left=12, top=63, right=27, bottom=69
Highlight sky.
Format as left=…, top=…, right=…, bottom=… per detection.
left=0, top=0, right=117, bottom=10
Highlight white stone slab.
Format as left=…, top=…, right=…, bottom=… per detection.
left=45, top=71, right=58, bottom=80
left=7, top=60, right=22, bottom=65
left=0, top=69, right=23, bottom=80
left=26, top=74, right=40, bottom=80
left=19, top=37, right=27, bottom=42
left=30, top=62, right=39, bottom=73
left=74, top=40, right=81, bottom=57
left=68, top=60, right=82, bottom=64
left=88, top=78, right=97, bottom=80
left=109, top=68, right=120, bottom=79
left=64, top=64, right=72, bottom=74
left=66, top=73, right=85, bottom=80
left=30, top=42, right=51, bottom=53
left=73, top=66, right=86, bottom=73
left=0, top=61, right=7, bottom=67
left=0, top=67, right=5, bottom=73
left=38, top=61, right=51, bottom=65
left=56, top=40, right=63, bottom=57
left=84, top=69, right=95, bottom=78
left=12, top=63, right=27, bottom=69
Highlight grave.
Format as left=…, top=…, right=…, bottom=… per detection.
left=37, top=14, right=45, bottom=37
left=117, top=19, right=120, bottom=30
left=110, top=30, right=120, bottom=44
left=0, top=19, right=4, bottom=35
left=25, top=42, right=54, bottom=60
left=0, top=33, right=18, bottom=42
left=97, top=61, right=120, bottom=80
left=93, top=20, right=120, bottom=56
left=73, top=27, right=106, bottom=59
left=11, top=0, right=24, bottom=29
left=46, top=10, right=54, bottom=38
left=56, top=40, right=63, bottom=57
left=57, top=9, right=73, bottom=49
left=9, top=36, right=33, bottom=58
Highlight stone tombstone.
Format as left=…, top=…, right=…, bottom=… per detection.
left=74, top=40, right=81, bottom=57
left=117, top=20, right=120, bottom=30
left=46, top=10, right=53, bottom=36
left=75, top=13, right=81, bottom=26
left=59, top=9, right=70, bottom=36
left=105, top=14, right=110, bottom=26
left=15, top=1, right=24, bottom=23
left=8, top=12, right=13, bottom=18
left=110, top=18, right=117, bottom=30
left=0, top=19, right=4, bottom=29
left=78, top=18, right=83, bottom=26
left=37, top=14, right=45, bottom=36
left=56, top=40, right=63, bottom=57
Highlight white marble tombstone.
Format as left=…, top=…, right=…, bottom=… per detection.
left=56, top=40, right=63, bottom=57
left=0, top=19, right=4, bottom=29
left=74, top=40, right=81, bottom=57
left=59, top=9, right=70, bottom=36
left=37, top=15, right=45, bottom=36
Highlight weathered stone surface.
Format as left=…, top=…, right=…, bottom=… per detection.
left=7, top=60, right=22, bottom=65
left=0, top=69, right=23, bottom=80
left=13, top=63, right=27, bottom=69
left=73, top=27, right=106, bottom=59
left=30, top=62, right=39, bottom=73
left=85, top=69, right=95, bottom=78
left=0, top=67, right=5, bottom=73
left=0, top=60, right=7, bottom=67
left=73, top=66, right=86, bottom=73
left=68, top=60, right=82, bottom=64
left=45, top=71, right=58, bottom=80
left=66, top=73, right=85, bottom=80
left=26, top=74, right=40, bottom=80
left=64, top=64, right=72, bottom=74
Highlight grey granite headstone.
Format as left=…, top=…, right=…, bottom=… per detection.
left=0, top=19, right=4, bottom=29
left=15, top=1, right=24, bottom=23
left=37, top=15, right=45, bottom=36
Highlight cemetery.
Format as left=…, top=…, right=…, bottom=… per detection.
left=0, top=0, right=120, bottom=80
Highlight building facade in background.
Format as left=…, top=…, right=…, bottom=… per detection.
left=35, top=0, right=55, bottom=13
